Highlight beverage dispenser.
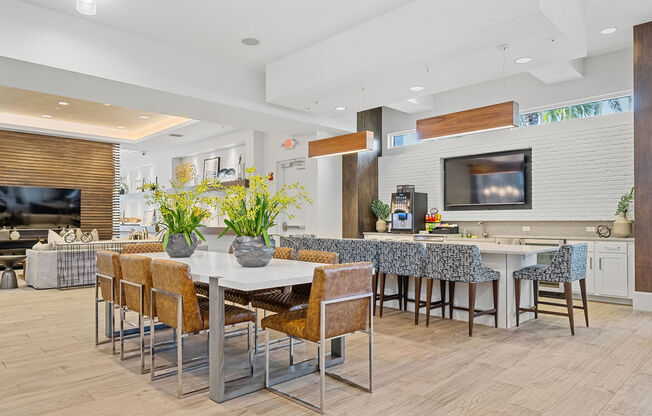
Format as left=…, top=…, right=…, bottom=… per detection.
left=390, top=185, right=428, bottom=233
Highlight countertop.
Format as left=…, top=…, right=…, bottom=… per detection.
left=363, top=232, right=634, bottom=243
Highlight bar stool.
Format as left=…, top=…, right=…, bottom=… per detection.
left=428, top=243, right=499, bottom=336
left=262, top=262, right=374, bottom=413
left=420, top=243, right=453, bottom=327
left=95, top=250, right=122, bottom=354
left=150, top=259, right=257, bottom=398
left=338, top=239, right=381, bottom=315
left=513, top=243, right=588, bottom=336
left=377, top=241, right=425, bottom=323
left=118, top=254, right=155, bottom=373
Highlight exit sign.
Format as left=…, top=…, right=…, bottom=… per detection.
left=281, top=139, right=296, bottom=149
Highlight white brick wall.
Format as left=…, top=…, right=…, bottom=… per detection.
left=379, top=112, right=634, bottom=221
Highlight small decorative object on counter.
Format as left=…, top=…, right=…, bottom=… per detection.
left=237, top=154, right=246, bottom=180
left=596, top=225, right=612, bottom=238
left=425, top=207, right=442, bottom=232
left=9, top=229, right=20, bottom=240
left=371, top=199, right=391, bottom=233
left=613, top=187, right=634, bottom=238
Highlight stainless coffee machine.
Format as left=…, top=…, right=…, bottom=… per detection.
left=390, top=186, right=428, bottom=233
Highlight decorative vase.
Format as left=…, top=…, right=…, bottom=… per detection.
left=612, top=212, right=632, bottom=238
left=232, top=235, right=275, bottom=267
left=165, top=232, right=198, bottom=258
left=375, top=219, right=387, bottom=233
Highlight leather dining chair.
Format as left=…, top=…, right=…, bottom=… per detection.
left=513, top=243, right=588, bottom=335
left=122, top=242, right=164, bottom=254
left=426, top=243, right=500, bottom=336
left=149, top=259, right=257, bottom=398
left=95, top=250, right=123, bottom=354
left=262, top=262, right=374, bottom=414
left=118, top=254, right=155, bottom=373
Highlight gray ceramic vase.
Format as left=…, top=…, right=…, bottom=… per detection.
left=232, top=235, right=275, bottom=267
left=165, top=232, right=198, bottom=258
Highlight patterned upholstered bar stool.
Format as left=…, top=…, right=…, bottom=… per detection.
left=118, top=254, right=155, bottom=373
left=262, top=262, right=374, bottom=413
left=377, top=241, right=426, bottom=323
left=513, top=243, right=588, bottom=336
left=427, top=243, right=500, bottom=336
left=150, top=259, right=257, bottom=398
left=339, top=239, right=381, bottom=315
left=420, top=243, right=453, bottom=327
left=95, top=250, right=123, bottom=354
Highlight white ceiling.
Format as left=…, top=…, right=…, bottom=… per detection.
left=4, top=0, right=652, bottom=138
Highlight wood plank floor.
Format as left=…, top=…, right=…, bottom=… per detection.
left=1, top=280, right=652, bottom=416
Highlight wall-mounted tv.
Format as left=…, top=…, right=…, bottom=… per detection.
left=0, top=186, right=81, bottom=229
left=444, top=149, right=532, bottom=211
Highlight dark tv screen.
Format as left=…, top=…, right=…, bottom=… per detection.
left=0, top=186, right=81, bottom=228
left=444, top=149, right=531, bottom=210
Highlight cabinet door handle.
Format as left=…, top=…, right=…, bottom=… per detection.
left=599, top=258, right=602, bottom=270
left=589, top=258, right=592, bottom=269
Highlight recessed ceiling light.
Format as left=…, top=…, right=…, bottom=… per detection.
left=117, top=126, right=126, bottom=129
left=104, top=103, right=111, bottom=106
left=139, top=115, right=150, bottom=119
left=241, top=37, right=260, bottom=46
left=514, top=56, right=533, bottom=64
left=58, top=101, right=69, bottom=106
left=600, top=27, right=617, bottom=35
left=76, top=0, right=96, bottom=15
left=169, top=133, right=184, bottom=138
left=335, top=106, right=347, bottom=111
left=410, top=86, right=424, bottom=92
left=41, top=114, right=53, bottom=118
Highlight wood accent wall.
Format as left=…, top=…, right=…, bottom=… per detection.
left=342, top=108, right=382, bottom=238
left=308, top=131, right=373, bottom=158
left=634, top=22, right=652, bottom=293
left=0, top=130, right=118, bottom=240
left=417, top=101, right=519, bottom=140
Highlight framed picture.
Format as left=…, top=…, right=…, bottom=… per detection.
left=203, top=157, right=221, bottom=180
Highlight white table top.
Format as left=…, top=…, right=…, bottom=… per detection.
left=140, top=251, right=321, bottom=291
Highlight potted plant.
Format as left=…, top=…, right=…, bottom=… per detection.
left=613, top=187, right=634, bottom=238
left=215, top=167, right=311, bottom=267
left=371, top=199, right=391, bottom=233
left=141, top=179, right=217, bottom=257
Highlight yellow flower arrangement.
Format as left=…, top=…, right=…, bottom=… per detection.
left=214, top=167, right=311, bottom=246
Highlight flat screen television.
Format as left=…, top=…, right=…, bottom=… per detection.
left=444, top=149, right=531, bottom=211
left=0, top=186, right=81, bottom=228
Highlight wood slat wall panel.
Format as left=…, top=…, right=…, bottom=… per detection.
left=0, top=130, right=118, bottom=240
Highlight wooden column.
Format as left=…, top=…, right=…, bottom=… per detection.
left=342, top=107, right=382, bottom=238
left=634, top=22, right=652, bottom=293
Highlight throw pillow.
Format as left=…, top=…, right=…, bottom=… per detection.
left=32, top=242, right=54, bottom=251
left=63, top=229, right=77, bottom=243
left=91, top=229, right=100, bottom=241
left=48, top=230, right=64, bottom=244
left=75, top=228, right=83, bottom=242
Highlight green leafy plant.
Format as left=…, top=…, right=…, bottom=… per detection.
left=140, top=179, right=218, bottom=249
left=371, top=199, right=391, bottom=220
left=615, top=187, right=635, bottom=215
left=214, top=167, right=312, bottom=247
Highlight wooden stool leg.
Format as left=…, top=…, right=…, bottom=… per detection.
left=397, top=276, right=403, bottom=311
left=372, top=271, right=378, bottom=316
left=403, top=276, right=409, bottom=311
left=514, top=278, right=521, bottom=327
left=492, top=279, right=499, bottom=328
left=414, top=277, right=422, bottom=325
left=425, top=278, right=433, bottom=327
left=564, top=282, right=575, bottom=336
left=440, top=280, right=446, bottom=319
left=468, top=282, right=477, bottom=337
left=579, top=278, right=589, bottom=327
left=533, top=280, right=539, bottom=319
left=449, top=281, right=455, bottom=319
left=379, top=273, right=386, bottom=318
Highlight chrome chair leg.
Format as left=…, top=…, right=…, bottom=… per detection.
left=289, top=336, right=294, bottom=365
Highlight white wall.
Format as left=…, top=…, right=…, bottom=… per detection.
left=378, top=111, right=634, bottom=222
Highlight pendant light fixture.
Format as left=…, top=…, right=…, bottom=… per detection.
left=76, top=0, right=96, bottom=16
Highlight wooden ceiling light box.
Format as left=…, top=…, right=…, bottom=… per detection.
left=417, top=101, right=519, bottom=141
left=308, top=130, right=374, bottom=158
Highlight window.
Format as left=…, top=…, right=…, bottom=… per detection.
left=388, top=130, right=418, bottom=148
left=519, top=95, right=632, bottom=127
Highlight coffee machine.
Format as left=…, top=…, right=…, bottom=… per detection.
left=390, top=186, right=428, bottom=233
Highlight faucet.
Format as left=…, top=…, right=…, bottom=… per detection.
left=478, top=221, right=488, bottom=238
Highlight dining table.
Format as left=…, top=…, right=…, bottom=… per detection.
left=140, top=251, right=338, bottom=403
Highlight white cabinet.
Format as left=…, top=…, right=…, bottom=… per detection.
left=569, top=241, right=629, bottom=299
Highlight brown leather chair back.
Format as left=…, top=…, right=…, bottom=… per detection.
left=303, top=262, right=373, bottom=342
left=122, top=242, right=164, bottom=254
left=151, top=259, right=204, bottom=333
left=297, top=250, right=338, bottom=264
left=119, top=254, right=155, bottom=316
left=274, top=246, right=294, bottom=260
left=97, top=250, right=122, bottom=302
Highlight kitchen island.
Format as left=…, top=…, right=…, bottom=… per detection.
left=364, top=233, right=558, bottom=328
